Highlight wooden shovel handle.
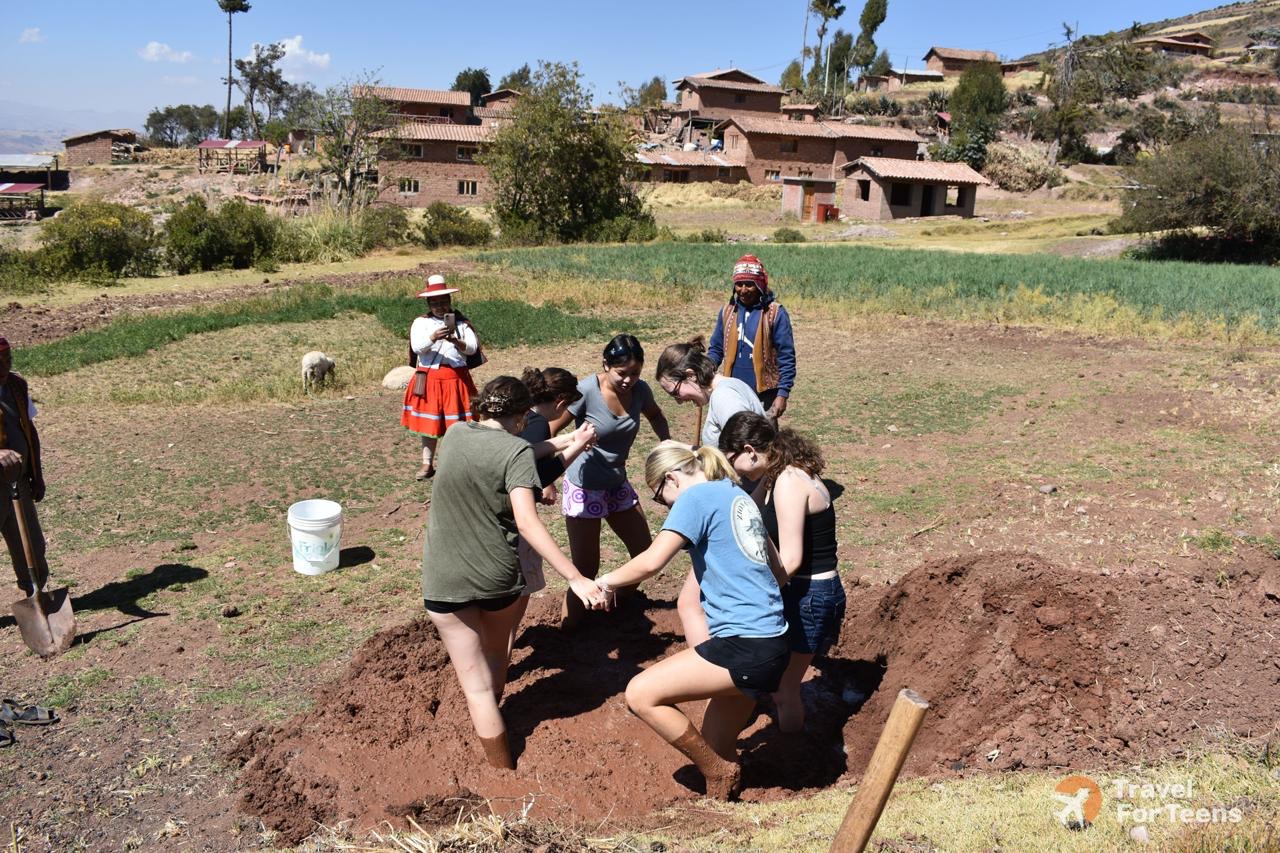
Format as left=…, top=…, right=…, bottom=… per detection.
left=830, top=688, right=930, bottom=853
left=9, top=483, right=38, bottom=580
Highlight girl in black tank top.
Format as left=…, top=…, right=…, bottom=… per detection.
left=717, top=412, right=847, bottom=733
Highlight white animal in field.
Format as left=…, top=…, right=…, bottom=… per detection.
left=301, top=351, right=336, bottom=393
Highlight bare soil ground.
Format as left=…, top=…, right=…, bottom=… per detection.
left=0, top=276, right=1277, bottom=850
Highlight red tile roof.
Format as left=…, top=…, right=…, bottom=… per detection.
left=675, top=76, right=785, bottom=95
left=0, top=183, right=44, bottom=194
left=372, top=123, right=492, bottom=142
left=845, top=156, right=987, bottom=184
left=722, top=116, right=922, bottom=143
left=923, top=47, right=998, bottom=63
left=355, top=86, right=472, bottom=107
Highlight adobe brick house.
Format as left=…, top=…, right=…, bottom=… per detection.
left=719, top=116, right=922, bottom=183
left=62, top=129, right=137, bottom=168
left=780, top=177, right=837, bottom=222
left=841, top=157, right=986, bottom=219
left=922, top=47, right=999, bottom=76
left=781, top=103, right=821, bottom=122
left=862, top=68, right=945, bottom=92
left=631, top=148, right=747, bottom=183
left=479, top=89, right=521, bottom=110
left=672, top=69, right=785, bottom=144
left=1001, top=59, right=1040, bottom=77
left=372, top=123, right=492, bottom=207
left=1134, top=31, right=1214, bottom=57
left=354, top=86, right=473, bottom=124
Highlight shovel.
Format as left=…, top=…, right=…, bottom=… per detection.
left=8, top=481, right=74, bottom=657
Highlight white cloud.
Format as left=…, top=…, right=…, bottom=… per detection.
left=138, top=41, right=193, bottom=63
left=277, top=35, right=330, bottom=80
left=19, top=28, right=44, bottom=44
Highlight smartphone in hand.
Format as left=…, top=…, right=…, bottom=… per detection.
left=443, top=312, right=457, bottom=335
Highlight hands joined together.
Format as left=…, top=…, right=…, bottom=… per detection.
left=569, top=576, right=617, bottom=611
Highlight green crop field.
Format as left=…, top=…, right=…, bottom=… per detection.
left=476, top=244, right=1280, bottom=336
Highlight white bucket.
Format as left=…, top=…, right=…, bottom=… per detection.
left=287, top=499, right=343, bottom=575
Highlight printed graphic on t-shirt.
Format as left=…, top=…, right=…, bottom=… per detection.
left=730, top=495, right=769, bottom=565
left=734, top=320, right=755, bottom=361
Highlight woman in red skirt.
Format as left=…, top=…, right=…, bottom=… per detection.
left=402, top=274, right=480, bottom=480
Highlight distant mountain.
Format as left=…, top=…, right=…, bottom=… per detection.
left=0, top=100, right=143, bottom=153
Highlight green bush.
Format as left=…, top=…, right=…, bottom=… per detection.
left=163, top=196, right=279, bottom=274
left=681, top=228, right=727, bottom=244
left=582, top=212, right=658, bottom=244
left=359, top=205, right=411, bottom=249
left=772, top=227, right=806, bottom=243
left=276, top=207, right=366, bottom=263
left=40, top=200, right=158, bottom=280
left=419, top=202, right=492, bottom=248
left=0, top=247, right=47, bottom=295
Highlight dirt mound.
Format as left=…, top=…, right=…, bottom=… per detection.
left=837, top=552, right=1280, bottom=775
left=231, top=552, right=1280, bottom=844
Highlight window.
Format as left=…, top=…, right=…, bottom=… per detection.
left=780, top=139, right=798, bottom=154
left=857, top=179, right=871, bottom=201
left=871, top=147, right=884, bottom=157
left=662, top=169, right=689, bottom=183
left=717, top=167, right=731, bottom=179
left=439, top=107, right=451, bottom=117
left=398, top=178, right=419, bottom=194
left=945, top=185, right=960, bottom=206
left=457, top=180, right=478, bottom=196
left=889, top=182, right=912, bottom=206
left=798, top=167, right=813, bottom=177
left=789, top=112, right=803, bottom=121
left=456, top=146, right=477, bottom=162
left=728, top=134, right=738, bottom=150
left=735, top=94, right=747, bottom=104
left=400, top=143, right=423, bottom=158
left=764, top=169, right=781, bottom=181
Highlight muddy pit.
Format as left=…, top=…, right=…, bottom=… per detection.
left=229, top=551, right=1280, bottom=844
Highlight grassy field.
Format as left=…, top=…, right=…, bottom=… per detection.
left=476, top=243, right=1280, bottom=340
left=2, top=245, right=1279, bottom=851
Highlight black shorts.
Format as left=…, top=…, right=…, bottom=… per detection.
left=695, top=634, right=790, bottom=697
left=423, top=592, right=521, bottom=614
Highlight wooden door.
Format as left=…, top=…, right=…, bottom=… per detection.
left=802, top=183, right=815, bottom=221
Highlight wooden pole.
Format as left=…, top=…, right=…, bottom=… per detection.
left=829, top=688, right=930, bottom=853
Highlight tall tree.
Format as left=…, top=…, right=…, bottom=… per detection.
left=234, top=41, right=287, bottom=137
left=780, top=59, right=804, bottom=91
left=482, top=61, right=653, bottom=244
left=946, top=61, right=1007, bottom=168
left=618, top=76, right=667, bottom=109
left=217, top=0, right=251, bottom=139
left=850, top=0, right=888, bottom=78
left=299, top=75, right=393, bottom=211
left=869, top=49, right=892, bottom=77
left=497, top=64, right=532, bottom=92
left=452, top=67, right=492, bottom=106
left=809, top=0, right=846, bottom=87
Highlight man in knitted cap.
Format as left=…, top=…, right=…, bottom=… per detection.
left=707, top=254, right=796, bottom=418
left=0, top=337, right=48, bottom=596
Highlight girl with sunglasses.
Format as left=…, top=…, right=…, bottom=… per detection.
left=594, top=441, right=788, bottom=800
left=654, top=337, right=765, bottom=449
left=550, top=335, right=670, bottom=629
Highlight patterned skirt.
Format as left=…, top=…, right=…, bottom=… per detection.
left=401, top=365, right=477, bottom=438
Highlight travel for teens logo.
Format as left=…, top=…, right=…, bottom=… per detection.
left=1051, top=774, right=1244, bottom=829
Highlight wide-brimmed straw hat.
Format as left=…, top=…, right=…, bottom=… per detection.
left=416, top=274, right=460, bottom=298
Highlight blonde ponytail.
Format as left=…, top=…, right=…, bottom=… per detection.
left=644, top=440, right=740, bottom=492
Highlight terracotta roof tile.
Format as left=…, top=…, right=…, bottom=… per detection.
left=632, top=148, right=745, bottom=168
left=845, top=156, right=987, bottom=184
left=372, top=123, right=492, bottom=142
left=355, top=86, right=472, bottom=107
left=723, top=116, right=922, bottom=143
left=675, top=77, right=785, bottom=95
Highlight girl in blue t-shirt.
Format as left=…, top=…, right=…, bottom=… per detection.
left=595, top=441, right=788, bottom=801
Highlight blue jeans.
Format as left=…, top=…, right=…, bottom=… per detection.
left=782, top=575, right=846, bottom=655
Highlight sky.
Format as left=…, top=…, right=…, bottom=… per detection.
left=3, top=0, right=1214, bottom=128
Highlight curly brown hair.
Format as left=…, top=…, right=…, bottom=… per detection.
left=521, top=366, right=581, bottom=406
left=718, top=411, right=823, bottom=487
left=473, top=376, right=532, bottom=420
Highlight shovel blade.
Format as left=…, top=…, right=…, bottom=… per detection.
left=11, top=587, right=76, bottom=658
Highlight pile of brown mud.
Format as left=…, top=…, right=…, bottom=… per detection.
left=836, top=552, right=1280, bottom=774
left=230, top=551, right=1280, bottom=844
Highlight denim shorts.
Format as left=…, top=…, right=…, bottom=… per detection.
left=783, top=574, right=846, bottom=655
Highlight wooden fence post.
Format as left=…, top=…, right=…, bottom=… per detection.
left=829, top=688, right=930, bottom=853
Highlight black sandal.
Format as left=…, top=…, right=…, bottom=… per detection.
left=1, top=699, right=58, bottom=726
left=0, top=725, right=13, bottom=747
